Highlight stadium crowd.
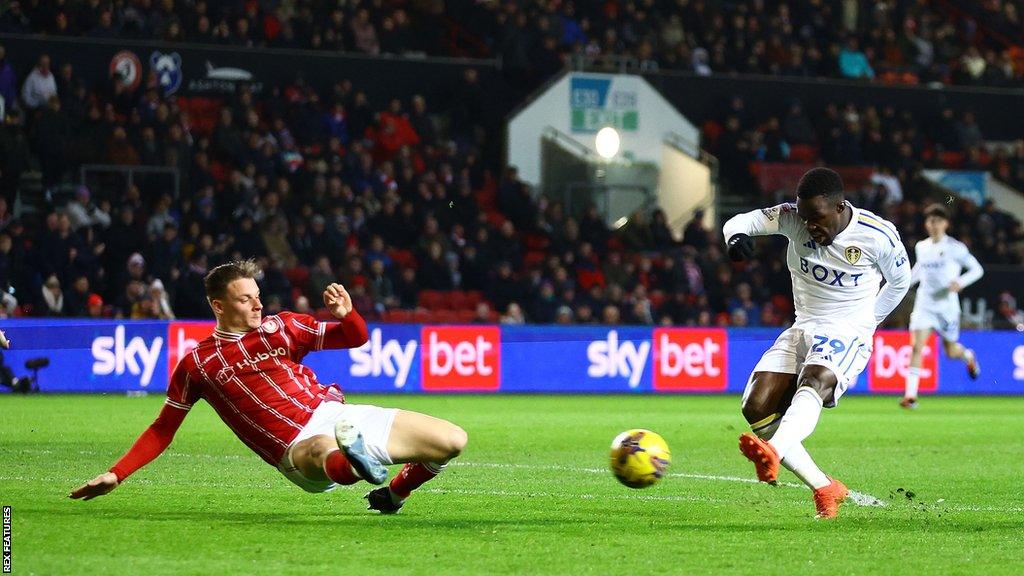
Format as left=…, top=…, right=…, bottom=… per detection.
left=0, top=10, right=1023, bottom=328
left=702, top=93, right=1024, bottom=264
left=1, top=0, right=1022, bottom=88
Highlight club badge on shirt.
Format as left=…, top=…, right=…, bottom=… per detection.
left=845, top=246, right=862, bottom=265
left=261, top=319, right=278, bottom=333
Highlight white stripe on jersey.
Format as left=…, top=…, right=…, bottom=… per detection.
left=235, top=332, right=315, bottom=413
left=255, top=319, right=317, bottom=402
left=192, top=347, right=281, bottom=462
left=212, top=338, right=304, bottom=432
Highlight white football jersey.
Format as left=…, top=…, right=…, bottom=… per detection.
left=910, top=235, right=983, bottom=310
left=723, top=202, right=911, bottom=336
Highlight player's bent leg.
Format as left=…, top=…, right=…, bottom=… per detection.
left=769, top=365, right=850, bottom=517
left=903, top=329, right=931, bottom=407
left=738, top=372, right=796, bottom=484
left=768, top=365, right=836, bottom=460
left=365, top=410, right=468, bottom=514
left=942, top=338, right=980, bottom=380
left=385, top=410, right=468, bottom=463
left=286, top=434, right=362, bottom=491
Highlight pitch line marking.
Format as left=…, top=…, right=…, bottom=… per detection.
left=13, top=450, right=1024, bottom=512
left=453, top=461, right=888, bottom=507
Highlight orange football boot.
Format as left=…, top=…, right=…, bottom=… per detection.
left=813, top=477, right=849, bottom=519
left=966, top=351, right=981, bottom=380
left=738, top=432, right=780, bottom=485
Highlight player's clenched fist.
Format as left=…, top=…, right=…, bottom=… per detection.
left=70, top=472, right=119, bottom=500
left=323, top=283, right=353, bottom=319
left=727, top=233, right=755, bottom=262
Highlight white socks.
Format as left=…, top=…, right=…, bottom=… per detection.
left=752, top=411, right=830, bottom=490
left=905, top=366, right=920, bottom=399
left=780, top=443, right=831, bottom=489
left=768, top=387, right=824, bottom=460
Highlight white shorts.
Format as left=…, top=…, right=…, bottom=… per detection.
left=747, top=322, right=872, bottom=407
left=277, top=401, right=398, bottom=493
left=909, top=306, right=960, bottom=342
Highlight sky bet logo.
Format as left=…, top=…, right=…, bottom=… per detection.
left=653, top=328, right=727, bottom=391
left=91, top=325, right=163, bottom=387
left=421, top=326, right=500, bottom=391
left=869, top=331, right=938, bottom=393
left=349, top=328, right=418, bottom=388
left=587, top=330, right=650, bottom=387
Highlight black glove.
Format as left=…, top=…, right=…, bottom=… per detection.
left=727, top=233, right=754, bottom=262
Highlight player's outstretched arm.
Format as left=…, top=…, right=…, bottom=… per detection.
left=69, top=403, right=188, bottom=501
left=70, top=472, right=119, bottom=500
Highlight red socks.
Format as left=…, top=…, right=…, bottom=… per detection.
left=323, top=450, right=360, bottom=485
left=389, top=462, right=444, bottom=499
left=325, top=452, right=446, bottom=494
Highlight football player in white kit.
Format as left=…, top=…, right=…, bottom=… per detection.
left=901, top=204, right=983, bottom=409
left=722, top=168, right=911, bottom=519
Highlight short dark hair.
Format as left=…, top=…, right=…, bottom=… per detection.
left=796, top=167, right=844, bottom=200
left=924, top=204, right=949, bottom=220
left=204, top=259, right=261, bottom=301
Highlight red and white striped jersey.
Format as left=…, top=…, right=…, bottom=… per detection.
left=165, top=311, right=354, bottom=466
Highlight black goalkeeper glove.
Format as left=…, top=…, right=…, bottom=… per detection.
left=726, top=233, right=754, bottom=262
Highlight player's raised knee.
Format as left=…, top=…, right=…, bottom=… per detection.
left=444, top=424, right=468, bottom=459
left=741, top=396, right=774, bottom=425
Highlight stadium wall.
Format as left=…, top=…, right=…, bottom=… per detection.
left=1, top=320, right=1021, bottom=395
left=640, top=71, right=1024, bottom=141
left=2, top=35, right=502, bottom=103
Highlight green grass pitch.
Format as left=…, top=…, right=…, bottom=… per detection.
left=2, top=394, right=1023, bottom=575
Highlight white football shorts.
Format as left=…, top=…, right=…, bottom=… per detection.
left=277, top=401, right=398, bottom=493
left=909, top=305, right=960, bottom=342
left=746, top=321, right=872, bottom=407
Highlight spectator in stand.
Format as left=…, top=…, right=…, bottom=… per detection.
left=64, top=186, right=112, bottom=232
left=21, top=54, right=57, bottom=111
left=0, top=44, right=16, bottom=117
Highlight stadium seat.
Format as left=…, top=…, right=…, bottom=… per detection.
left=389, top=249, right=417, bottom=270
left=940, top=151, right=966, bottom=169
left=418, top=290, right=446, bottom=310
left=789, top=144, right=819, bottom=163
left=283, top=267, right=310, bottom=290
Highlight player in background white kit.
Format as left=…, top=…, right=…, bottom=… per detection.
left=722, top=168, right=911, bottom=519
left=901, top=204, right=983, bottom=409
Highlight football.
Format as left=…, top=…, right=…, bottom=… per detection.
left=609, top=429, right=672, bottom=488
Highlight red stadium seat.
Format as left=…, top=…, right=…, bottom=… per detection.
left=283, top=266, right=310, bottom=290
left=788, top=144, right=819, bottom=163
left=389, top=249, right=417, bottom=269
left=447, top=291, right=470, bottom=310
left=940, top=151, right=965, bottom=169
left=522, top=233, right=550, bottom=251
left=523, top=251, right=547, bottom=269
left=418, top=290, right=446, bottom=309
left=464, top=291, right=484, bottom=307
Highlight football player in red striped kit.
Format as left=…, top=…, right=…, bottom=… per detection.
left=71, top=259, right=466, bottom=514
